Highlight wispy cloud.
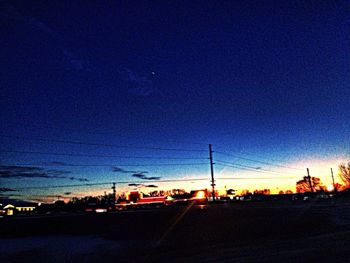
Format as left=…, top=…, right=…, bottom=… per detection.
left=112, top=166, right=160, bottom=180
left=123, top=68, right=159, bottom=97
left=0, top=165, right=88, bottom=181
left=145, top=184, right=158, bottom=188
left=128, top=183, right=158, bottom=188
left=0, top=194, right=23, bottom=199
left=0, top=187, right=17, bottom=192
left=111, top=166, right=147, bottom=174
left=44, top=161, right=67, bottom=166
left=131, top=172, right=161, bottom=180
left=62, top=49, right=88, bottom=71
left=128, top=183, right=142, bottom=187
left=0, top=3, right=89, bottom=71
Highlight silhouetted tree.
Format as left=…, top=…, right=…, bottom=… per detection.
left=333, top=182, right=344, bottom=192
left=149, top=190, right=159, bottom=196
left=338, top=162, right=350, bottom=186
left=253, top=189, right=271, bottom=195
left=117, top=193, right=127, bottom=203
left=54, top=200, right=66, bottom=211
left=296, top=176, right=323, bottom=193
left=99, top=193, right=114, bottom=205
left=172, top=189, right=186, bottom=195
left=240, top=189, right=251, bottom=196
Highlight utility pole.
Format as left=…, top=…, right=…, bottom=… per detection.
left=112, top=182, right=116, bottom=204
left=307, top=168, right=314, bottom=193
left=331, top=168, right=336, bottom=192
left=209, top=144, right=216, bottom=200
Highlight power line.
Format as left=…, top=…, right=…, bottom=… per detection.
left=3, top=123, right=208, bottom=146
left=215, top=150, right=304, bottom=171
left=15, top=182, right=112, bottom=190
left=217, top=160, right=269, bottom=170
left=216, top=160, right=302, bottom=177
left=216, top=162, right=300, bottom=177
left=14, top=179, right=210, bottom=190
left=216, top=176, right=295, bottom=179
left=28, top=194, right=86, bottom=198
left=3, top=162, right=209, bottom=167
left=0, top=134, right=207, bottom=152
left=12, top=176, right=296, bottom=190
left=0, top=149, right=208, bottom=160
left=217, top=162, right=276, bottom=174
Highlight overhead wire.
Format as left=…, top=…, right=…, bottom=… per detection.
left=0, top=149, right=208, bottom=160
left=3, top=122, right=208, bottom=146
left=0, top=139, right=305, bottom=194
left=215, top=150, right=304, bottom=171
left=12, top=176, right=296, bottom=190
left=2, top=162, right=209, bottom=167
left=216, top=160, right=303, bottom=177
left=216, top=162, right=301, bottom=178
left=0, top=134, right=207, bottom=152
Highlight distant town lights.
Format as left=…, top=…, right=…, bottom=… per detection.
left=196, top=191, right=205, bottom=199
left=327, top=185, right=334, bottom=192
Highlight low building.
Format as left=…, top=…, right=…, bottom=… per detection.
left=0, top=199, right=38, bottom=216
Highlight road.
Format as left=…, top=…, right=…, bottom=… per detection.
left=1, top=201, right=350, bottom=262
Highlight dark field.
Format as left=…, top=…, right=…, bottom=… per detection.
left=1, top=201, right=350, bottom=263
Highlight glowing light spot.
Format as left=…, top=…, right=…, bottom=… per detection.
left=196, top=191, right=205, bottom=199
left=95, top=208, right=107, bottom=213
left=327, top=185, right=334, bottom=192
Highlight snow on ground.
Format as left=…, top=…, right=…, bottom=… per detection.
left=0, top=235, right=125, bottom=262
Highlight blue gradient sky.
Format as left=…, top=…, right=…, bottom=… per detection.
left=0, top=1, right=349, bottom=201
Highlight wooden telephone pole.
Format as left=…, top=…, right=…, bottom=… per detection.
left=209, top=144, right=216, bottom=200
left=307, top=168, right=314, bottom=193
left=112, top=182, right=116, bottom=204
left=331, top=168, right=336, bottom=192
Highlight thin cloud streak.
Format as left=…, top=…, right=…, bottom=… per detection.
left=0, top=165, right=88, bottom=182
left=128, top=183, right=158, bottom=188
left=0, top=3, right=88, bottom=71
left=0, top=187, right=17, bottom=192
left=131, top=172, right=161, bottom=180
left=122, top=68, right=159, bottom=97
left=112, top=166, right=160, bottom=180
left=111, top=166, right=147, bottom=174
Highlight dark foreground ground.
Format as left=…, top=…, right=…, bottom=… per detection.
left=1, top=201, right=350, bottom=263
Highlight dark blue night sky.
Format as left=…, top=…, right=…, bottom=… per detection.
left=1, top=1, right=349, bottom=201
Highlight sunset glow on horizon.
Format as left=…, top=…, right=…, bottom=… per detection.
left=0, top=0, right=349, bottom=203
left=11, top=155, right=347, bottom=203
